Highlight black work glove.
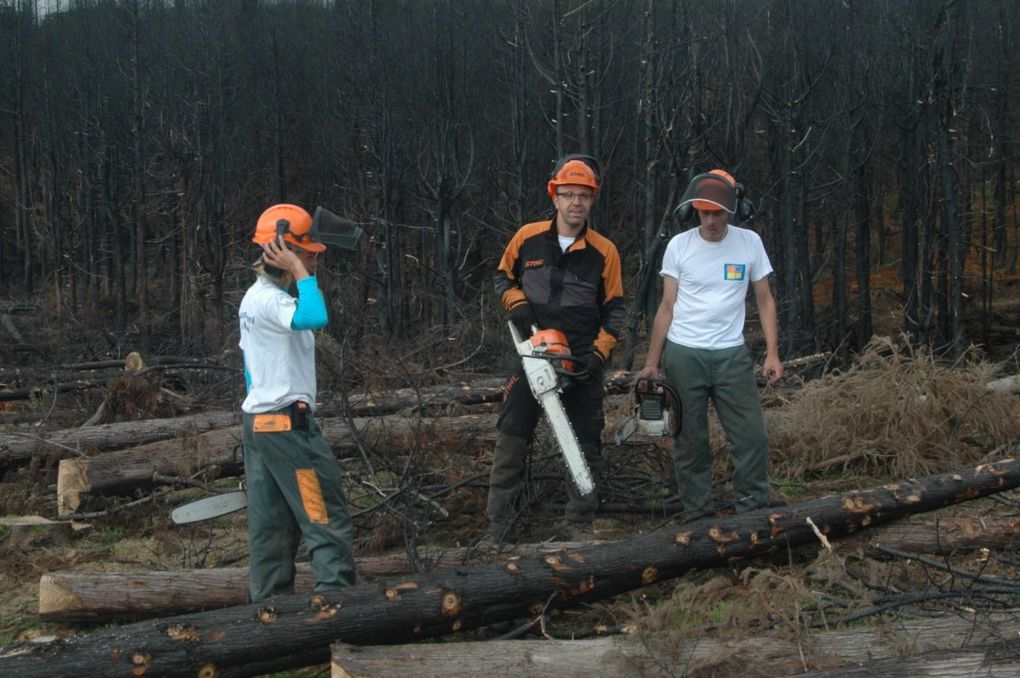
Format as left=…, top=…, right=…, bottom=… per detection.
left=580, top=352, right=604, bottom=384
left=509, top=303, right=535, bottom=339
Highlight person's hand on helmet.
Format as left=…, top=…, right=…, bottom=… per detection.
left=263, top=236, right=311, bottom=281
left=509, top=304, right=535, bottom=339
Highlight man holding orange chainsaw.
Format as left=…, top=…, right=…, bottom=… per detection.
left=484, top=156, right=626, bottom=545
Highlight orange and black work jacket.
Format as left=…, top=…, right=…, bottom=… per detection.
left=495, top=219, right=625, bottom=361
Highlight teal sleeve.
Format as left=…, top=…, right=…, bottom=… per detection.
left=291, top=276, right=328, bottom=330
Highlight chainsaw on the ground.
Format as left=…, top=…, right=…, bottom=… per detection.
left=614, top=378, right=682, bottom=444
left=509, top=322, right=595, bottom=496
left=170, top=473, right=248, bottom=525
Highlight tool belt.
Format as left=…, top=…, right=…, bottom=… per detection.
left=252, top=401, right=311, bottom=433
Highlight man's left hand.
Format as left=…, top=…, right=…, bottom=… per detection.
left=762, top=354, right=783, bottom=383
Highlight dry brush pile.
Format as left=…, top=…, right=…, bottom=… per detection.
left=770, top=337, right=1016, bottom=479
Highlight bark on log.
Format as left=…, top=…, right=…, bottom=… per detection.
left=0, top=410, right=239, bottom=465
left=55, top=414, right=496, bottom=508
left=37, top=515, right=1020, bottom=623
left=330, top=612, right=1020, bottom=677
left=799, top=639, right=1020, bottom=677
left=836, top=516, right=1020, bottom=555
left=0, top=375, right=520, bottom=466
left=986, top=373, right=1020, bottom=394
left=41, top=516, right=1020, bottom=622
left=2, top=458, right=1019, bottom=677
left=0, top=370, right=709, bottom=469
left=38, top=543, right=584, bottom=622
left=0, top=516, right=76, bottom=548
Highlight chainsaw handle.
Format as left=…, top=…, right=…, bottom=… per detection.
left=635, top=378, right=665, bottom=394
left=527, top=350, right=590, bottom=382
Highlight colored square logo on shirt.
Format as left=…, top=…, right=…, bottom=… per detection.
left=724, top=263, right=746, bottom=281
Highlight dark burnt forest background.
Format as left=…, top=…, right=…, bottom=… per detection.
left=1, top=0, right=1018, bottom=374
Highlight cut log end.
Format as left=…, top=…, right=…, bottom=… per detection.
left=39, top=575, right=84, bottom=616
left=56, top=458, right=90, bottom=516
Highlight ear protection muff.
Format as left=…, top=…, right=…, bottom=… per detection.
left=673, top=172, right=757, bottom=225
left=262, top=218, right=289, bottom=277
left=733, top=182, right=756, bottom=224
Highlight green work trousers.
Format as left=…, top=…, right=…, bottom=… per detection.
left=662, top=342, right=770, bottom=517
left=242, top=410, right=356, bottom=602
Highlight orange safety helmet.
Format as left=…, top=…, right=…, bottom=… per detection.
left=251, top=204, right=326, bottom=253
left=546, top=158, right=600, bottom=198
left=689, top=169, right=737, bottom=212
left=530, top=328, right=575, bottom=371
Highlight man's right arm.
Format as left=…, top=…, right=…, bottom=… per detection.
left=638, top=275, right=678, bottom=381
left=494, top=230, right=527, bottom=311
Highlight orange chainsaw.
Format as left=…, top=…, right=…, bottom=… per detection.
left=508, top=323, right=595, bottom=495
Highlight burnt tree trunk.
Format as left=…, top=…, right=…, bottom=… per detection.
left=2, top=458, right=1018, bottom=677
left=39, top=515, right=1020, bottom=623
left=38, top=542, right=581, bottom=622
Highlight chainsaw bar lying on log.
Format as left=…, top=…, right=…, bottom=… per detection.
left=2, top=458, right=1018, bottom=677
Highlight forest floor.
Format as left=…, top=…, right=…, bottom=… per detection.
left=1, top=281, right=1020, bottom=676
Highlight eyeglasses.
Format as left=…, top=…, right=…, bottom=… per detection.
left=556, top=192, right=594, bottom=203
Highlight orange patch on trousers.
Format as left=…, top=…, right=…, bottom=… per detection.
left=296, top=469, right=329, bottom=524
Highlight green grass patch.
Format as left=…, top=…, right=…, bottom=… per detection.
left=771, top=476, right=808, bottom=499
left=94, top=526, right=127, bottom=547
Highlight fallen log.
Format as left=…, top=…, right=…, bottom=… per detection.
left=0, top=516, right=79, bottom=548
left=38, top=542, right=584, bottom=622
left=55, top=413, right=496, bottom=510
left=2, top=458, right=1018, bottom=677
left=836, top=516, right=1020, bottom=554
left=39, top=515, right=1020, bottom=619
left=0, top=410, right=239, bottom=466
left=799, top=638, right=1020, bottom=677
left=329, top=611, right=1020, bottom=677
left=0, top=376, right=514, bottom=468
left=987, top=373, right=1020, bottom=394
left=38, top=516, right=1020, bottom=622
left=0, top=370, right=685, bottom=470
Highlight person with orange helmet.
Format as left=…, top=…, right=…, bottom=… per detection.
left=238, top=203, right=356, bottom=602
left=482, top=155, right=626, bottom=547
left=638, top=169, right=783, bottom=522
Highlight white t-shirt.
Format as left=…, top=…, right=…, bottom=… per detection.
left=239, top=276, right=317, bottom=413
left=557, top=235, right=576, bottom=252
left=659, top=225, right=773, bottom=350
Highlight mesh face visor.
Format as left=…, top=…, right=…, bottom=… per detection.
left=310, top=207, right=364, bottom=250
left=678, top=174, right=737, bottom=213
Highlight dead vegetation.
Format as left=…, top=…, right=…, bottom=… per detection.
left=770, top=337, right=1016, bottom=479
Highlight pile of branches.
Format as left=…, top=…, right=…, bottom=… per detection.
left=770, top=337, right=1014, bottom=478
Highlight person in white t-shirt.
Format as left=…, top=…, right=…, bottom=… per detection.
left=239, top=203, right=355, bottom=602
left=638, top=169, right=783, bottom=520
